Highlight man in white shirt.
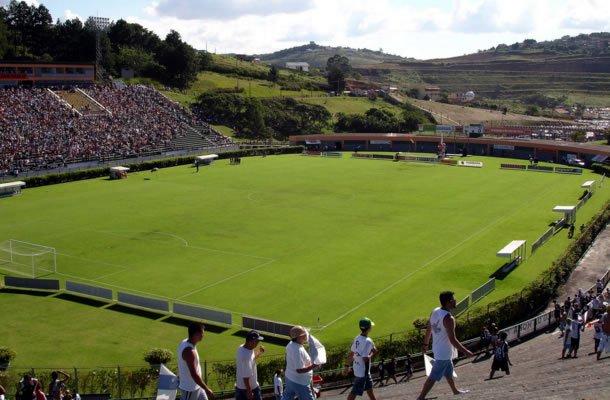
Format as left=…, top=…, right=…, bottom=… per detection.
left=344, top=318, right=377, bottom=400
left=282, top=326, right=317, bottom=400
left=177, top=322, right=215, bottom=400
left=235, top=330, right=265, bottom=400
left=416, top=291, right=474, bottom=400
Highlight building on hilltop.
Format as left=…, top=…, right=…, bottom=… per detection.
left=285, top=62, right=309, bottom=72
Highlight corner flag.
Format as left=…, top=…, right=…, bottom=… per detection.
left=157, top=364, right=179, bottom=400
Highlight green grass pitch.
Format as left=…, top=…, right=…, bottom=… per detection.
left=1, top=154, right=608, bottom=367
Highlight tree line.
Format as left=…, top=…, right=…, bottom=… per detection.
left=196, top=93, right=433, bottom=139
left=0, top=0, right=209, bottom=88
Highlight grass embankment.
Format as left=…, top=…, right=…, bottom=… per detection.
left=1, top=155, right=608, bottom=369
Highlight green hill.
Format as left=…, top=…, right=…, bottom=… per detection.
left=257, top=41, right=411, bottom=69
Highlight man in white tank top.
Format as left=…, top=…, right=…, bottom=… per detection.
left=178, top=322, right=215, bottom=400
left=416, top=291, right=473, bottom=400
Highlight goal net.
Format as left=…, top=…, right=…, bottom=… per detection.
left=0, top=239, right=56, bottom=278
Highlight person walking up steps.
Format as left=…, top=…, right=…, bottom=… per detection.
left=416, top=291, right=474, bottom=400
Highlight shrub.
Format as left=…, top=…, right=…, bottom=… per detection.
left=143, top=348, right=173, bottom=365
left=0, top=347, right=16, bottom=363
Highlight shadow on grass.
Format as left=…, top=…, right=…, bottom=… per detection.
left=231, top=330, right=290, bottom=347
left=489, top=260, right=520, bottom=280
left=55, top=293, right=109, bottom=308
left=162, top=316, right=229, bottom=334
left=0, top=288, right=55, bottom=297
left=106, top=304, right=166, bottom=320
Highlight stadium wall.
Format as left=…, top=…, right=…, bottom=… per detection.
left=289, top=134, right=610, bottom=165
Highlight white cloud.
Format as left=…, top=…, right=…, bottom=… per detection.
left=64, top=9, right=83, bottom=22
left=129, top=0, right=610, bottom=59
left=149, top=0, right=315, bottom=20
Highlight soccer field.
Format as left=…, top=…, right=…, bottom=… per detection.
left=1, top=154, right=608, bottom=366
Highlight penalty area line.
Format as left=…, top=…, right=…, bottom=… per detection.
left=176, top=258, right=276, bottom=300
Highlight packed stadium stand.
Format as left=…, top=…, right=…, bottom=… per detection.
left=0, top=85, right=232, bottom=175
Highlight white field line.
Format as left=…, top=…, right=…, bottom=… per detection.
left=176, top=258, right=276, bottom=300
left=97, top=230, right=189, bottom=247
left=316, top=181, right=565, bottom=331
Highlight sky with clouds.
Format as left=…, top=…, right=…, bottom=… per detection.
left=2, top=0, right=610, bottom=59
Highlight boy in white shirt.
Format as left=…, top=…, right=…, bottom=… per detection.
left=344, top=318, right=377, bottom=400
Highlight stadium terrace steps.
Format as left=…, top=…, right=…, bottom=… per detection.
left=55, top=90, right=103, bottom=113
left=321, top=326, right=608, bottom=400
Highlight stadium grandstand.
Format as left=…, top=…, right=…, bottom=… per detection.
left=0, top=84, right=232, bottom=176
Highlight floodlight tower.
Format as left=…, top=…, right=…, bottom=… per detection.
left=87, top=16, right=110, bottom=81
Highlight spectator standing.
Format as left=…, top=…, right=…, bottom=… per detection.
left=235, top=330, right=265, bottom=400
left=344, top=317, right=377, bottom=400
left=281, top=326, right=317, bottom=400
left=596, top=279, right=603, bottom=295
left=488, top=332, right=512, bottom=379
left=17, top=375, right=36, bottom=400
left=598, top=305, right=610, bottom=360
left=559, top=312, right=568, bottom=338
left=416, top=291, right=474, bottom=400
left=480, top=326, right=491, bottom=353
left=593, top=320, right=602, bottom=354
left=401, top=354, right=413, bottom=383
left=566, top=315, right=584, bottom=358
left=34, top=382, right=46, bottom=400
left=177, top=322, right=215, bottom=400
left=1, top=384, right=6, bottom=400
left=553, top=300, right=561, bottom=322
left=49, top=370, right=71, bottom=400
left=561, top=318, right=572, bottom=359
left=591, top=295, right=600, bottom=318
left=377, top=359, right=385, bottom=386
left=273, top=370, right=283, bottom=400
left=385, top=358, right=397, bottom=385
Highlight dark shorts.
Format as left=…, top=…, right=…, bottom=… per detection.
left=235, top=386, right=261, bottom=400
left=570, top=337, right=580, bottom=350
left=491, top=358, right=509, bottom=372
left=351, top=375, right=373, bottom=396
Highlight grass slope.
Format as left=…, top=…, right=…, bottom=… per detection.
left=1, top=155, right=608, bottom=369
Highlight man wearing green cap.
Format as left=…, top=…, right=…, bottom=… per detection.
left=344, top=318, right=377, bottom=400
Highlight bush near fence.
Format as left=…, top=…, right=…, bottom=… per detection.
left=591, top=163, right=610, bottom=175
left=3, top=147, right=304, bottom=188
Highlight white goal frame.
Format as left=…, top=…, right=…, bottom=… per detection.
left=0, top=239, right=56, bottom=278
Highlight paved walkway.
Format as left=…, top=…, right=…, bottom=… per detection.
left=321, top=224, right=610, bottom=400
left=321, top=325, right=608, bottom=399
left=552, top=224, right=610, bottom=306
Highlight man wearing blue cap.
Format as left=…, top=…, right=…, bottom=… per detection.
left=344, top=317, right=377, bottom=400
left=236, top=330, right=265, bottom=400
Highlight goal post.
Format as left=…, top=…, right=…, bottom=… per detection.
left=0, top=239, right=56, bottom=278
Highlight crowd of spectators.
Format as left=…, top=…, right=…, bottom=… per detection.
left=0, top=85, right=231, bottom=175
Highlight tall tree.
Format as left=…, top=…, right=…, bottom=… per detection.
left=326, top=54, right=351, bottom=92
left=157, top=30, right=199, bottom=88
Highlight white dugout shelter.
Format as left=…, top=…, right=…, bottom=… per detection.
left=497, top=240, right=527, bottom=267
left=0, top=181, right=25, bottom=197
left=553, top=206, right=576, bottom=225
left=195, top=154, right=218, bottom=166
left=110, top=166, right=129, bottom=179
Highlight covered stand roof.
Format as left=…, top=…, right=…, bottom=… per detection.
left=497, top=240, right=527, bottom=258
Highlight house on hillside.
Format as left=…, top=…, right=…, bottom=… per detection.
left=286, top=62, right=309, bottom=72
left=424, top=87, right=441, bottom=101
